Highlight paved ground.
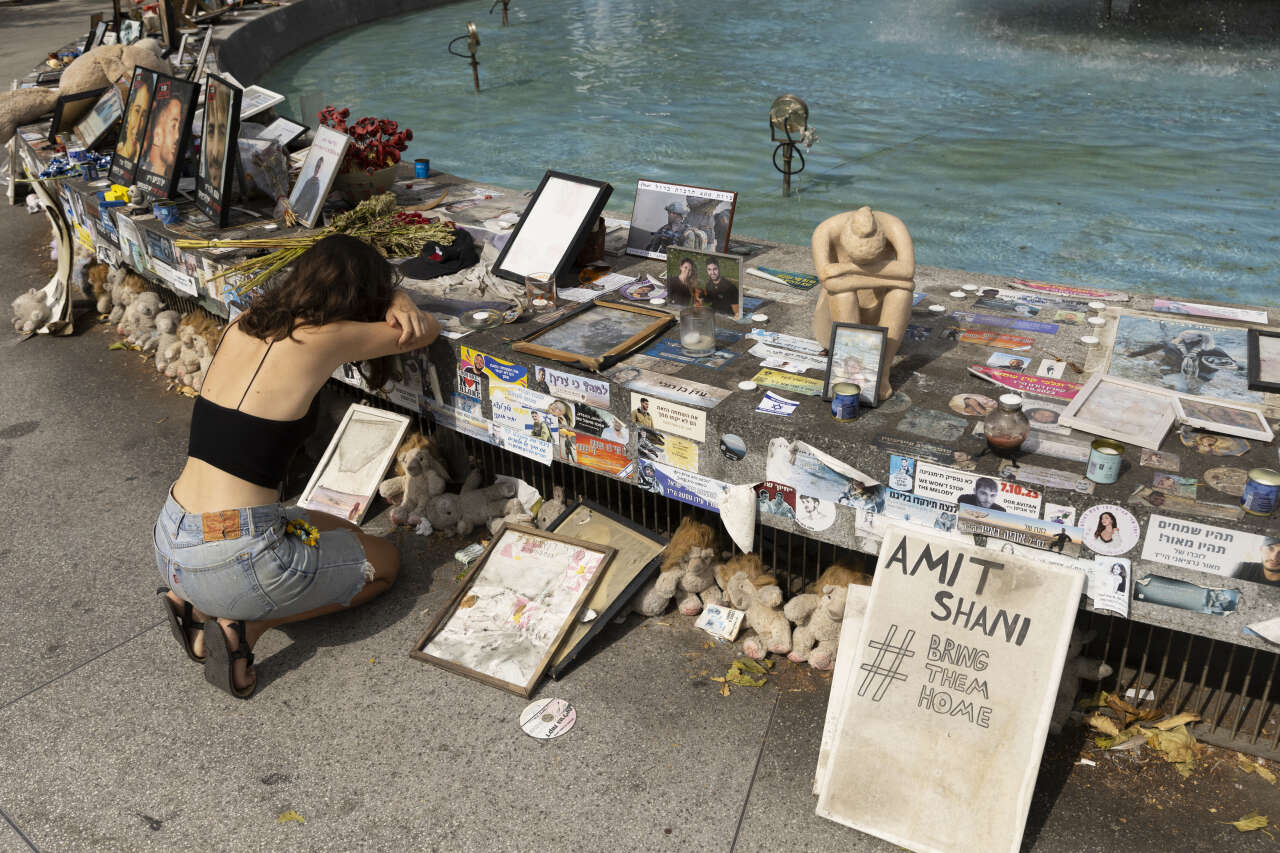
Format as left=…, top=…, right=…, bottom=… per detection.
left=2, top=4, right=1280, bottom=851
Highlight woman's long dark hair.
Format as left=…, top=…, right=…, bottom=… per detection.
left=1094, top=511, right=1117, bottom=539
left=239, top=234, right=397, bottom=387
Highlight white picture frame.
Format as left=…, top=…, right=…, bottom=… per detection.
left=1173, top=395, right=1274, bottom=442
left=298, top=403, right=410, bottom=524
left=1059, top=374, right=1176, bottom=451
left=626, top=179, right=737, bottom=261
left=286, top=125, right=350, bottom=228
left=239, top=84, right=286, bottom=119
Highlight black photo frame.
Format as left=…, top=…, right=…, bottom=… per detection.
left=256, top=116, right=307, bottom=147
left=85, top=16, right=107, bottom=53
left=159, top=0, right=180, bottom=51
left=134, top=72, right=199, bottom=200
left=822, top=321, right=889, bottom=406
left=1247, top=329, right=1280, bottom=393
left=195, top=73, right=241, bottom=227
left=73, top=86, right=125, bottom=151
left=187, top=28, right=214, bottom=82
left=109, top=67, right=157, bottom=186
left=47, top=87, right=108, bottom=144
left=492, top=170, right=612, bottom=284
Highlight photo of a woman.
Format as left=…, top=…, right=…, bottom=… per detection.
left=1093, top=511, right=1118, bottom=545
left=668, top=257, right=698, bottom=306
left=1111, top=562, right=1127, bottom=594
left=1081, top=504, right=1138, bottom=556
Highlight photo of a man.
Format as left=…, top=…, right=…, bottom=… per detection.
left=703, top=259, right=739, bottom=316
left=1233, top=536, right=1280, bottom=586
left=290, top=156, right=325, bottom=225
left=957, top=477, right=1007, bottom=512
left=632, top=397, right=653, bottom=428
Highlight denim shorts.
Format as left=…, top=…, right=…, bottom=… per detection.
left=154, top=489, right=372, bottom=621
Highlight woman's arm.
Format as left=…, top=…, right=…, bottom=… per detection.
left=308, top=307, right=440, bottom=367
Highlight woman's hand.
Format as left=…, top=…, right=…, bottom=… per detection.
left=385, top=291, right=439, bottom=349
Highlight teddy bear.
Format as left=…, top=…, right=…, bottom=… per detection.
left=784, top=563, right=872, bottom=669
left=1050, top=628, right=1113, bottom=735
left=629, top=518, right=718, bottom=617
left=151, top=310, right=181, bottom=371
left=0, top=39, right=170, bottom=148
left=110, top=271, right=147, bottom=330
left=10, top=288, right=50, bottom=334
left=124, top=291, right=164, bottom=347
left=725, top=569, right=792, bottom=660
left=88, top=261, right=112, bottom=314
left=183, top=324, right=222, bottom=392
left=165, top=312, right=201, bottom=377
left=535, top=485, right=567, bottom=529
left=71, top=247, right=97, bottom=300
left=422, top=471, right=522, bottom=537
left=378, top=433, right=450, bottom=527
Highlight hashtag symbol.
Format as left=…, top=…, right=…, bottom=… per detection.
left=857, top=624, right=915, bottom=701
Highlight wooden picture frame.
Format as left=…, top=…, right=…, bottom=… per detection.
left=512, top=298, right=674, bottom=372
left=1059, top=374, right=1176, bottom=451
left=411, top=523, right=617, bottom=697
left=546, top=501, right=667, bottom=679
left=298, top=403, right=410, bottom=524
left=493, top=170, right=612, bottom=284
left=1173, top=394, right=1274, bottom=442
left=194, top=73, right=241, bottom=227
left=1247, top=329, right=1280, bottom=393
left=159, top=0, right=180, bottom=51
left=822, top=321, right=888, bottom=406
left=47, top=88, right=108, bottom=144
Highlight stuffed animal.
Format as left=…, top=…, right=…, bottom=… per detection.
left=71, top=247, right=96, bottom=300
left=631, top=518, right=718, bottom=617
left=535, top=485, right=567, bottom=529
left=152, top=310, right=181, bottom=372
left=89, top=262, right=112, bottom=314
left=184, top=323, right=221, bottom=392
left=378, top=433, right=449, bottom=527
left=1050, top=628, right=1113, bottom=735
left=0, top=40, right=169, bottom=148
left=124, top=291, right=163, bottom=347
left=725, top=570, right=792, bottom=659
left=110, top=271, right=147, bottom=330
left=783, top=563, right=872, bottom=669
left=422, top=472, right=522, bottom=537
left=10, top=288, right=50, bottom=333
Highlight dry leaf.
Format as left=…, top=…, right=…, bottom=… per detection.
left=1153, top=712, right=1200, bottom=731
left=719, top=683, right=731, bottom=697
left=1145, top=725, right=1200, bottom=777
left=276, top=810, right=305, bottom=824
left=1226, top=812, right=1268, bottom=832
left=1087, top=713, right=1121, bottom=737
left=735, top=658, right=768, bottom=675
left=1106, top=692, right=1142, bottom=716
left=1238, top=757, right=1278, bottom=785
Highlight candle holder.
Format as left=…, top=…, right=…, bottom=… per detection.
left=679, top=306, right=715, bottom=357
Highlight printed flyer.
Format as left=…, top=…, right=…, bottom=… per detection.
left=752, top=368, right=824, bottom=397
left=610, top=366, right=732, bottom=409
left=532, top=365, right=610, bottom=408
left=950, top=329, right=1035, bottom=351
left=637, top=459, right=727, bottom=512
left=1008, top=277, right=1129, bottom=302
left=567, top=431, right=633, bottom=478
left=1139, top=515, right=1268, bottom=576
left=459, top=346, right=527, bottom=388
left=492, top=422, right=553, bottom=466
left=968, top=366, right=1081, bottom=401
left=952, top=311, right=1059, bottom=335
left=906, top=459, right=1042, bottom=516
left=636, top=427, right=699, bottom=473
left=629, top=393, right=706, bottom=442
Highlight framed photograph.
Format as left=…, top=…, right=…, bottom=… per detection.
left=512, top=299, right=674, bottom=372
left=546, top=500, right=667, bottom=679
left=1173, top=395, right=1273, bottom=442
left=1059, top=374, right=1176, bottom=450
left=108, top=67, right=158, bottom=185
left=86, top=19, right=109, bottom=53
left=412, top=524, right=615, bottom=696
left=286, top=124, right=350, bottom=228
left=47, top=87, right=108, bottom=144
left=1247, top=329, right=1280, bottom=393
left=195, top=73, right=241, bottom=227
left=298, top=403, right=410, bottom=524
left=173, top=33, right=191, bottom=69
left=256, top=116, right=307, bottom=147
left=1105, top=311, right=1259, bottom=404
left=664, top=246, right=744, bottom=318
left=136, top=72, right=199, bottom=199
left=626, top=179, right=736, bottom=260
left=823, top=322, right=888, bottom=406
left=492, top=170, right=612, bottom=284
left=187, top=28, right=213, bottom=82
left=74, top=86, right=124, bottom=150
left=120, top=19, right=142, bottom=45
left=239, top=84, right=286, bottom=119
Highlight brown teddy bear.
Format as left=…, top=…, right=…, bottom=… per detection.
left=784, top=563, right=872, bottom=669
left=0, top=39, right=169, bottom=148
left=378, top=433, right=450, bottom=527
left=631, top=518, right=718, bottom=617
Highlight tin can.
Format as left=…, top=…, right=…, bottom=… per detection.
left=82, top=163, right=98, bottom=181
left=831, top=382, right=860, bottom=421
left=1242, top=468, right=1280, bottom=516
left=1086, top=438, right=1124, bottom=484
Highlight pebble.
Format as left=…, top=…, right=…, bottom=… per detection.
left=737, top=381, right=758, bottom=391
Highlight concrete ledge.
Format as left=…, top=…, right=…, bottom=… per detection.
left=214, top=0, right=460, bottom=84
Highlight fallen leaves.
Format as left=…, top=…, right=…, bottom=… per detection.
left=276, top=810, right=305, bottom=824
left=1085, top=699, right=1204, bottom=775
left=1225, top=811, right=1268, bottom=832
left=710, top=658, right=773, bottom=695
left=1238, top=755, right=1278, bottom=785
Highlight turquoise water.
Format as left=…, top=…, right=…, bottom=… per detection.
left=263, top=0, right=1280, bottom=304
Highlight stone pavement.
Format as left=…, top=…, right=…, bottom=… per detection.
left=2, top=5, right=1280, bottom=851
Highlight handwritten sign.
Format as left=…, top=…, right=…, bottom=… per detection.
left=817, top=526, right=1081, bottom=853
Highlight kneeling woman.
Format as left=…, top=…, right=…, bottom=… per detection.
left=155, top=235, right=439, bottom=698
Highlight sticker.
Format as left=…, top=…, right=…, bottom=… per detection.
left=1204, top=467, right=1249, bottom=496
left=872, top=436, right=977, bottom=470
left=456, top=368, right=484, bottom=401
left=1044, top=503, right=1077, bottom=527
left=491, top=423, right=553, bottom=466
left=887, top=456, right=915, bottom=492
left=1088, top=557, right=1131, bottom=617
left=531, top=366, right=609, bottom=408
left=910, top=462, right=1042, bottom=516
left=942, top=328, right=1035, bottom=350
left=459, top=346, right=527, bottom=387
left=949, top=393, right=997, bottom=417
left=1134, top=575, right=1239, bottom=616
left=884, top=489, right=959, bottom=534
left=642, top=328, right=743, bottom=369
left=952, top=311, right=1059, bottom=335
left=1140, top=516, right=1274, bottom=577
left=520, top=698, right=576, bottom=739
left=796, top=495, right=837, bottom=532
left=967, top=366, right=1081, bottom=401
left=986, top=352, right=1030, bottom=371
left=1151, top=473, right=1197, bottom=499
left=745, top=329, right=826, bottom=356
left=609, top=366, right=731, bottom=409
left=1022, top=400, right=1072, bottom=436
left=1127, top=486, right=1243, bottom=522
left=896, top=409, right=968, bottom=442
left=956, top=505, right=1083, bottom=557
left=1036, top=360, right=1067, bottom=378
left=764, top=438, right=879, bottom=507
left=748, top=341, right=827, bottom=373
left=618, top=275, right=667, bottom=301
left=1007, top=278, right=1129, bottom=302
left=563, top=430, right=633, bottom=478
left=1079, top=504, right=1141, bottom=556
left=1178, top=427, right=1250, bottom=457
left=637, top=460, right=727, bottom=512
left=1136, top=448, right=1179, bottom=473
left=755, top=392, right=798, bottom=417
left=720, top=434, right=747, bottom=460
left=428, top=403, right=492, bottom=443
left=568, top=402, right=630, bottom=445
left=751, top=368, right=824, bottom=397
left=629, top=393, right=706, bottom=442
left=636, top=427, right=699, bottom=473
left=756, top=481, right=796, bottom=519
left=999, top=462, right=1094, bottom=495
left=490, top=386, right=559, bottom=445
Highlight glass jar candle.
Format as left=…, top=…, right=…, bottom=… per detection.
left=984, top=393, right=1031, bottom=454
left=679, top=306, right=716, bottom=357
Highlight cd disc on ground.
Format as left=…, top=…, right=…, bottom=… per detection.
left=520, top=698, right=576, bottom=739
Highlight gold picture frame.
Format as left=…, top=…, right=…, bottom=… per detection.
left=512, top=298, right=674, bottom=371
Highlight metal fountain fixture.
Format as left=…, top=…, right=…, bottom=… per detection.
left=769, top=94, right=818, bottom=197
left=448, top=22, right=482, bottom=92
left=489, top=0, right=512, bottom=27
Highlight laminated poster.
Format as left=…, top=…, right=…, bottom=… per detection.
left=951, top=311, right=1059, bottom=335
left=903, top=458, right=1042, bottom=516
left=1139, top=515, right=1270, bottom=577
left=956, top=505, right=1084, bottom=558
left=533, top=366, right=609, bottom=408
left=610, top=366, right=731, bottom=409
left=562, top=430, right=633, bottom=478
left=429, top=402, right=493, bottom=444
left=765, top=438, right=879, bottom=508
left=951, top=329, right=1035, bottom=351
left=1007, top=277, right=1129, bottom=302
left=491, top=423, right=553, bottom=466
left=628, top=393, right=705, bottom=442
left=636, top=459, right=727, bottom=512
left=1151, top=298, right=1267, bottom=325
left=968, top=366, right=1081, bottom=401
left=751, top=367, right=824, bottom=397
left=459, top=345, right=527, bottom=388
left=883, top=489, right=961, bottom=536
left=636, top=427, right=698, bottom=473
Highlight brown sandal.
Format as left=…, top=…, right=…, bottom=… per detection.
left=158, top=587, right=205, bottom=664
left=202, top=620, right=256, bottom=699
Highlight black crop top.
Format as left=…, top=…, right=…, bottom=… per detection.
left=186, top=325, right=319, bottom=489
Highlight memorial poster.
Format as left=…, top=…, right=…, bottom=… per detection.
left=907, top=461, right=1042, bottom=516
left=817, top=526, right=1082, bottom=853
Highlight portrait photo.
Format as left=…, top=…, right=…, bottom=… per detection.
left=109, top=67, right=156, bottom=184
left=664, top=246, right=743, bottom=317
left=627, top=180, right=736, bottom=260
left=1247, top=329, right=1280, bottom=393
left=287, top=125, right=350, bottom=228
left=823, top=322, right=888, bottom=406
left=136, top=72, right=198, bottom=199
left=195, top=74, right=242, bottom=226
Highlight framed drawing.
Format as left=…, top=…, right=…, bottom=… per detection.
left=664, top=246, right=744, bottom=318
left=1173, top=395, right=1274, bottom=442
left=286, top=125, right=350, bottom=228
left=298, top=403, right=410, bottom=524
left=136, top=72, right=199, bottom=199
left=195, top=73, right=241, bottom=227
left=823, top=322, right=888, bottom=406
left=47, top=87, right=108, bottom=144
left=492, top=170, right=612, bottom=284
left=411, top=523, right=617, bottom=697
left=1105, top=311, right=1259, bottom=404
left=546, top=500, right=667, bottom=679
left=511, top=299, right=674, bottom=371
left=626, top=179, right=737, bottom=260
left=1059, top=374, right=1176, bottom=450
left=74, top=86, right=124, bottom=151
left=1247, top=329, right=1280, bottom=393
left=108, top=67, right=157, bottom=185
